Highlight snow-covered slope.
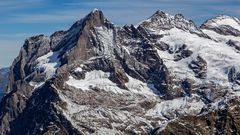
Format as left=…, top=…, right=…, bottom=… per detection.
left=0, top=9, right=240, bottom=135
left=150, top=27, right=240, bottom=89
left=201, top=15, right=240, bottom=37
left=202, top=15, right=240, bottom=31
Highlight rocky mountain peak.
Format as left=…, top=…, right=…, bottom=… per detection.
left=23, top=35, right=50, bottom=54
left=202, top=15, right=240, bottom=28
left=174, top=13, right=185, bottom=20
left=84, top=8, right=105, bottom=25
left=138, top=10, right=207, bottom=37
left=151, top=10, right=187, bottom=22
left=70, top=9, right=113, bottom=31
left=151, top=10, right=170, bottom=19
left=201, top=15, right=240, bottom=36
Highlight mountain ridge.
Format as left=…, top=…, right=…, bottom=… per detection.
left=0, top=9, right=240, bottom=135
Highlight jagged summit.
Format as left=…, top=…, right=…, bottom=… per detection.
left=1, top=9, right=240, bottom=135
left=151, top=10, right=171, bottom=18
left=138, top=10, right=207, bottom=38
left=91, top=8, right=100, bottom=13
left=85, top=8, right=105, bottom=24
left=201, top=15, right=240, bottom=29
left=150, top=10, right=187, bottom=22
left=201, top=15, right=240, bottom=36
left=70, top=9, right=113, bottom=30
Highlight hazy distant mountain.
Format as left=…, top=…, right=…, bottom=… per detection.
left=0, top=67, right=9, bottom=99
left=0, top=9, right=240, bottom=134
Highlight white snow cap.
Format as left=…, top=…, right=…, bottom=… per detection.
left=203, top=15, right=240, bottom=31
left=92, top=8, right=100, bottom=13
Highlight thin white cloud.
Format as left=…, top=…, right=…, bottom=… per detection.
left=0, top=33, right=38, bottom=38
left=0, top=0, right=45, bottom=11
left=7, top=0, right=240, bottom=24
left=10, top=9, right=87, bottom=23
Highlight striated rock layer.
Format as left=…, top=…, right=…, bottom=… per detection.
left=0, top=9, right=240, bottom=135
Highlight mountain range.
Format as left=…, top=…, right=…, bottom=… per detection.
left=0, top=9, right=240, bottom=135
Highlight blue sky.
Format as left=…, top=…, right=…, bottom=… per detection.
left=0, top=0, right=239, bottom=66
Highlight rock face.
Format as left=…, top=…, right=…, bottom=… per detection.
left=0, top=9, right=240, bottom=135
left=0, top=67, right=9, bottom=99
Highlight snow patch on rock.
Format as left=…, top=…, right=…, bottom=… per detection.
left=66, top=70, right=156, bottom=95
left=74, top=67, right=83, bottom=72
left=146, top=94, right=205, bottom=118
left=35, top=51, right=61, bottom=79
left=204, top=15, right=240, bottom=31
